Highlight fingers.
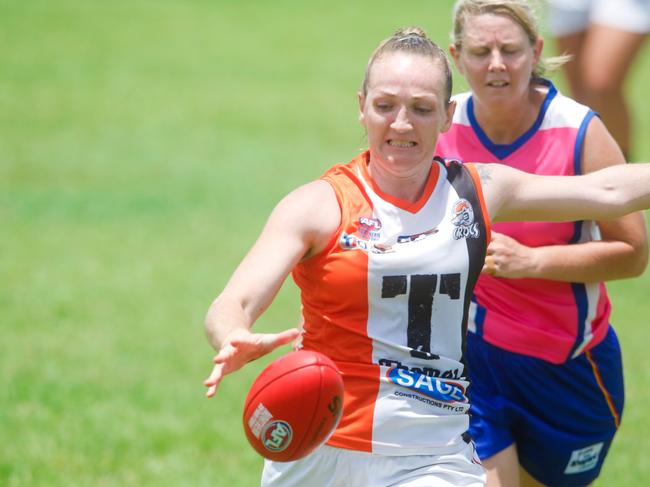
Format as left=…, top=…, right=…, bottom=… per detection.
left=230, top=327, right=300, bottom=352
left=204, top=363, right=224, bottom=398
left=204, top=328, right=301, bottom=399
left=484, top=254, right=497, bottom=275
left=213, top=342, right=237, bottom=364
left=270, top=328, right=301, bottom=347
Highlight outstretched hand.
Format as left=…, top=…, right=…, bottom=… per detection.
left=483, top=231, right=535, bottom=279
left=203, top=327, right=301, bottom=398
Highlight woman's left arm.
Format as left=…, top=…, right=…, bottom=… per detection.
left=483, top=117, right=648, bottom=282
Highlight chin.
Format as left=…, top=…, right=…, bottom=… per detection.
left=388, top=152, right=427, bottom=167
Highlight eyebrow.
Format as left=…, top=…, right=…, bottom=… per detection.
left=373, top=91, right=438, bottom=101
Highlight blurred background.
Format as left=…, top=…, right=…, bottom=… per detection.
left=2, top=0, right=649, bottom=485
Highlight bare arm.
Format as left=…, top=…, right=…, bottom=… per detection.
left=480, top=159, right=650, bottom=226
left=484, top=117, right=648, bottom=282
left=203, top=180, right=340, bottom=396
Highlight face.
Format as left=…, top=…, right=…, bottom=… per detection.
left=450, top=13, right=542, bottom=105
left=359, top=52, right=455, bottom=172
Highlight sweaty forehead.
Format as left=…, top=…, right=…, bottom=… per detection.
left=367, top=52, right=446, bottom=97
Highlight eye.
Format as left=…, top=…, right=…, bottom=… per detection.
left=414, top=106, right=433, bottom=114
left=468, top=47, right=489, bottom=57
left=375, top=102, right=393, bottom=112
left=502, top=46, right=520, bottom=55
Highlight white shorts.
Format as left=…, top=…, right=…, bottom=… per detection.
left=546, top=0, right=650, bottom=35
left=261, top=442, right=486, bottom=487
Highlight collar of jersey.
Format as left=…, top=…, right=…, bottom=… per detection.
left=357, top=150, right=441, bottom=214
left=467, top=78, right=558, bottom=160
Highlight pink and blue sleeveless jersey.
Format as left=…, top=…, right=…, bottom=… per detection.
left=436, top=80, right=611, bottom=364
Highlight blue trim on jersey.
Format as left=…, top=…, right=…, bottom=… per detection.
left=567, top=109, right=597, bottom=358
left=471, top=296, right=486, bottom=336
left=573, top=110, right=596, bottom=176
left=569, top=221, right=583, bottom=244
left=467, top=79, right=558, bottom=160
left=568, top=283, right=589, bottom=360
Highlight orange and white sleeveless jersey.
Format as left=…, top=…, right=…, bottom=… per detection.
left=292, top=151, right=490, bottom=455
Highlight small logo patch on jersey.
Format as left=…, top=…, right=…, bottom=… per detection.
left=358, top=216, right=382, bottom=240
left=564, top=442, right=603, bottom=474
left=451, top=198, right=480, bottom=240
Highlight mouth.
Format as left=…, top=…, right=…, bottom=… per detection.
left=387, top=140, right=417, bottom=148
left=486, top=80, right=509, bottom=88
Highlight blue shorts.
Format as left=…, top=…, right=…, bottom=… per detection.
left=466, top=327, right=624, bottom=487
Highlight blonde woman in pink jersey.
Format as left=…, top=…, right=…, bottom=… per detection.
left=203, top=25, right=650, bottom=487
left=436, top=1, right=648, bottom=486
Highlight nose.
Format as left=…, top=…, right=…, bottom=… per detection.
left=488, top=49, right=505, bottom=72
left=390, top=106, right=412, bottom=131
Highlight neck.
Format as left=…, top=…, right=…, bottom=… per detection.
left=473, top=83, right=547, bottom=145
left=367, top=156, right=433, bottom=203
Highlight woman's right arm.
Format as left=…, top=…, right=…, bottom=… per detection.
left=203, top=179, right=340, bottom=397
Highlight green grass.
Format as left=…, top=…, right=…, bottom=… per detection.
left=2, top=0, right=649, bottom=485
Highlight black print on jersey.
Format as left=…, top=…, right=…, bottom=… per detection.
left=381, top=275, right=407, bottom=298
left=381, top=273, right=462, bottom=360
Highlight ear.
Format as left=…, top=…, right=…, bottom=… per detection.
left=533, top=37, right=543, bottom=67
left=358, top=91, right=366, bottom=125
left=442, top=99, right=457, bottom=133
left=449, top=43, right=464, bottom=75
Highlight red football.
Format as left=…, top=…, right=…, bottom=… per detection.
left=242, top=350, right=344, bottom=462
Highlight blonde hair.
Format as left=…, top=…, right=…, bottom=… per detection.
left=361, top=27, right=453, bottom=104
left=451, top=0, right=570, bottom=78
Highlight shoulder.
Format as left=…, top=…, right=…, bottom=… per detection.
left=540, top=85, right=593, bottom=130
left=278, top=180, right=339, bottom=219
left=449, top=91, right=472, bottom=125
left=274, top=180, right=340, bottom=257
left=450, top=91, right=472, bottom=104
left=581, top=116, right=626, bottom=173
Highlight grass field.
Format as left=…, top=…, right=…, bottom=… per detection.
left=2, top=1, right=649, bottom=485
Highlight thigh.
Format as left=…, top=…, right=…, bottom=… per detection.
left=554, top=32, right=587, bottom=96
left=481, top=444, right=521, bottom=487
left=579, top=24, right=648, bottom=88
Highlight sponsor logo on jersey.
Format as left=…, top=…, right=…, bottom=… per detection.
left=339, top=232, right=394, bottom=253
left=378, top=358, right=461, bottom=379
left=339, top=224, right=438, bottom=254
left=564, top=442, right=603, bottom=474
left=386, top=367, right=468, bottom=403
left=451, top=198, right=480, bottom=240
left=261, top=420, right=293, bottom=452
left=396, top=227, right=438, bottom=244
